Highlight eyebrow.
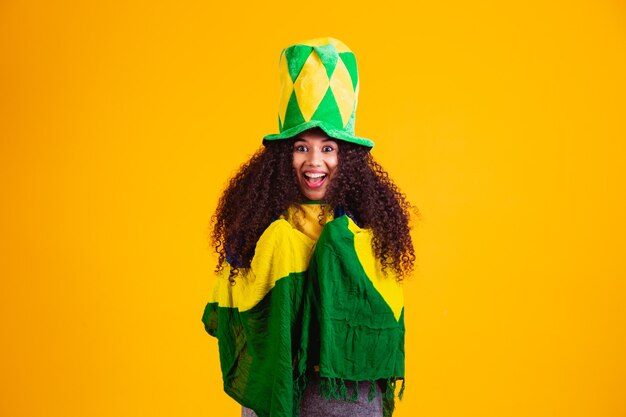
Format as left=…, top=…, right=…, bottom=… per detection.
left=293, top=137, right=337, bottom=143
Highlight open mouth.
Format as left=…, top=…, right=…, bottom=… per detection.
left=303, top=172, right=327, bottom=189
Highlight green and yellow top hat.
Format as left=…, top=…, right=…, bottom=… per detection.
left=263, top=37, right=374, bottom=148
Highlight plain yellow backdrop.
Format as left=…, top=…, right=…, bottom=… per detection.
left=1, top=1, right=625, bottom=416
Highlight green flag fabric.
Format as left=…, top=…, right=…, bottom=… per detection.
left=202, top=204, right=405, bottom=417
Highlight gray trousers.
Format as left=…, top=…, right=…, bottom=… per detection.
left=241, top=374, right=383, bottom=417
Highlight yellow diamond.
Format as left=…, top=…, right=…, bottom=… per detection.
left=329, top=57, right=356, bottom=126
left=293, top=52, right=330, bottom=121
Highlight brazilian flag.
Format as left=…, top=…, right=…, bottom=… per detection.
left=202, top=204, right=405, bottom=417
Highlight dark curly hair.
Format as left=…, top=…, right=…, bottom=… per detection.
left=211, top=132, right=417, bottom=281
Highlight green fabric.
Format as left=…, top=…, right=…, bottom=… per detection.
left=202, top=211, right=404, bottom=417
left=203, top=272, right=306, bottom=417
left=296, top=215, right=404, bottom=417
left=286, top=46, right=313, bottom=82
left=283, top=90, right=305, bottom=131
left=301, top=216, right=405, bottom=381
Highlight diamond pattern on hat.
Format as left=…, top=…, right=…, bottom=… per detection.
left=285, top=45, right=313, bottom=83
left=311, top=88, right=343, bottom=130
left=293, top=52, right=330, bottom=122
left=329, top=57, right=356, bottom=127
left=277, top=53, right=294, bottom=127
left=339, top=52, right=359, bottom=91
left=283, top=90, right=305, bottom=130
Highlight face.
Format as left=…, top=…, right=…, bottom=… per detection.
left=292, top=129, right=339, bottom=201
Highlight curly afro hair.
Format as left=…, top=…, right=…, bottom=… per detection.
left=211, top=131, right=417, bottom=281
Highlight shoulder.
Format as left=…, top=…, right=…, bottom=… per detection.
left=250, top=217, right=316, bottom=272
left=210, top=217, right=316, bottom=311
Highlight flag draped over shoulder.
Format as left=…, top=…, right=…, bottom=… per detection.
left=202, top=204, right=405, bottom=417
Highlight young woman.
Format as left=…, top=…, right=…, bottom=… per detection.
left=202, top=38, right=416, bottom=417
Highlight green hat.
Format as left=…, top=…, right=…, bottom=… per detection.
left=263, top=37, right=374, bottom=148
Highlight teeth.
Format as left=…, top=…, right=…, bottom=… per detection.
left=304, top=173, right=326, bottom=179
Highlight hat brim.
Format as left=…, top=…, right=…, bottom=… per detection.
left=263, top=120, right=374, bottom=148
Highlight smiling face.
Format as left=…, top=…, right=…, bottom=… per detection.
left=292, top=129, right=339, bottom=201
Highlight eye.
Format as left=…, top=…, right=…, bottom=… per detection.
left=322, top=145, right=335, bottom=152
left=294, top=144, right=308, bottom=152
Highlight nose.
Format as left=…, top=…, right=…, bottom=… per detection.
left=305, top=148, right=323, bottom=167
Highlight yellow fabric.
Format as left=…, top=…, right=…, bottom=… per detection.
left=282, top=204, right=332, bottom=241
left=294, top=52, right=330, bottom=121
left=347, top=218, right=404, bottom=322
left=208, top=219, right=313, bottom=312
left=208, top=204, right=332, bottom=312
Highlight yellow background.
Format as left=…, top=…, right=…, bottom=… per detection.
left=1, top=1, right=625, bottom=416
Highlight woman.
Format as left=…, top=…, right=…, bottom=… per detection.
left=202, top=37, right=416, bottom=417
